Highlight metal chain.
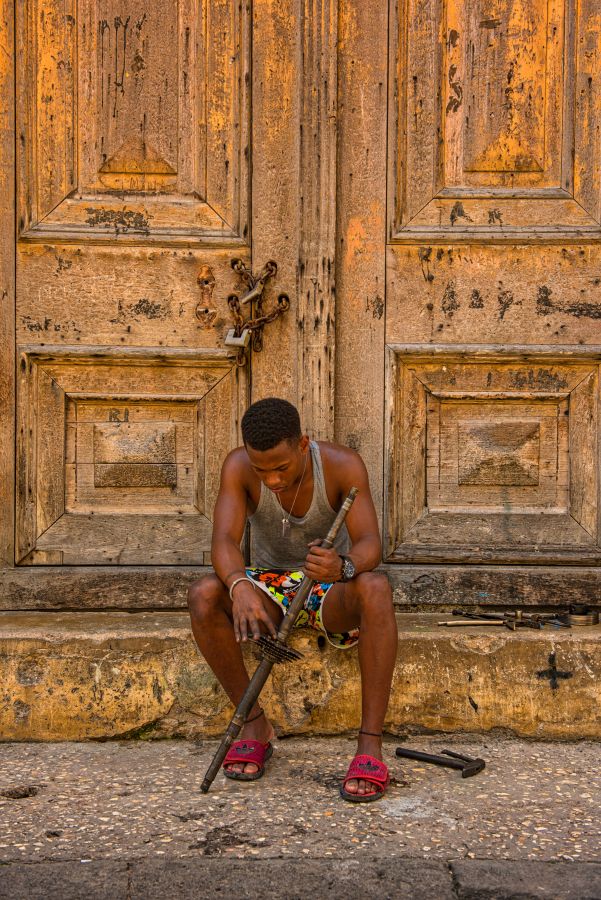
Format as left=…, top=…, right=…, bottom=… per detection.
left=227, top=259, right=289, bottom=366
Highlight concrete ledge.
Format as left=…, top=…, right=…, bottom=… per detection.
left=1, top=612, right=600, bottom=741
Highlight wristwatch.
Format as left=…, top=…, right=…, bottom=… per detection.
left=339, top=555, right=356, bottom=583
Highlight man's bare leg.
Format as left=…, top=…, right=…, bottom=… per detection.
left=187, top=575, right=282, bottom=776
left=321, top=572, right=398, bottom=796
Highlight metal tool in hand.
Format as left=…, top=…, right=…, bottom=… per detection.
left=395, top=747, right=485, bottom=778
left=200, top=487, right=359, bottom=793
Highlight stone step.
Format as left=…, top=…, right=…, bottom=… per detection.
left=1, top=612, right=599, bottom=741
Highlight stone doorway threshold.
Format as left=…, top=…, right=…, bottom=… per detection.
left=1, top=612, right=599, bottom=740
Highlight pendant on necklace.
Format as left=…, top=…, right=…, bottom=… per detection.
left=282, top=518, right=290, bottom=538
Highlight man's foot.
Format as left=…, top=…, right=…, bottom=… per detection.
left=222, top=710, right=275, bottom=779
left=342, top=732, right=386, bottom=798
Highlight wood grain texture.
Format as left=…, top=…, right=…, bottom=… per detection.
left=16, top=348, right=244, bottom=565
left=0, top=566, right=209, bottom=609
left=296, top=0, right=337, bottom=440
left=569, top=371, right=598, bottom=537
left=17, top=247, right=248, bottom=350
left=573, top=0, right=601, bottom=223
left=387, top=245, right=601, bottom=346
left=0, top=0, right=15, bottom=567
left=390, top=0, right=601, bottom=240
left=17, top=0, right=250, bottom=244
left=400, top=367, right=427, bottom=541
left=384, top=564, right=601, bottom=609
left=387, top=347, right=601, bottom=564
left=250, top=0, right=300, bottom=405
left=335, top=0, right=388, bottom=514
left=1, top=563, right=600, bottom=610
left=35, top=513, right=213, bottom=564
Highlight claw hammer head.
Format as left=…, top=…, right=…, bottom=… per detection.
left=442, top=749, right=486, bottom=777
left=460, top=757, right=486, bottom=777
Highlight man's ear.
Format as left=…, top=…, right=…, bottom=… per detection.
left=299, top=434, right=310, bottom=453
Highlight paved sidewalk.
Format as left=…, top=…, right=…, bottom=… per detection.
left=0, top=735, right=600, bottom=898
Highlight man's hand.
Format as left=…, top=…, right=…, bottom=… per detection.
left=304, top=540, right=344, bottom=583
left=231, top=583, right=278, bottom=642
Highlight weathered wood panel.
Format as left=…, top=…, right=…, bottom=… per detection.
left=0, top=567, right=207, bottom=609
left=251, top=0, right=340, bottom=437
left=388, top=347, right=601, bottom=563
left=568, top=371, right=598, bottom=538
left=36, top=514, right=213, bottom=564
left=16, top=348, right=244, bottom=565
left=17, top=0, right=250, bottom=244
left=250, top=0, right=300, bottom=405
left=17, top=246, right=247, bottom=349
left=391, top=0, right=601, bottom=240
left=1, top=564, right=600, bottom=611
left=385, top=565, right=601, bottom=609
left=11, top=0, right=256, bottom=579
left=335, top=0, right=388, bottom=513
left=573, top=0, right=601, bottom=224
left=296, top=0, right=337, bottom=440
left=387, top=245, right=601, bottom=346
left=0, top=0, right=15, bottom=567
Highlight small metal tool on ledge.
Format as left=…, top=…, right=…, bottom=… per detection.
left=438, top=610, right=571, bottom=630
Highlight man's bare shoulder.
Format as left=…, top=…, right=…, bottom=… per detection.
left=317, top=440, right=366, bottom=464
left=317, top=441, right=369, bottom=482
left=221, top=446, right=253, bottom=487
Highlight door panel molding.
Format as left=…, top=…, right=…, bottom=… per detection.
left=16, top=346, right=246, bottom=565
left=386, top=344, right=601, bottom=563
left=389, top=0, right=601, bottom=242
left=16, top=0, right=250, bottom=246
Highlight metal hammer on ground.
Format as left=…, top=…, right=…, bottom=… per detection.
left=395, top=747, right=485, bottom=778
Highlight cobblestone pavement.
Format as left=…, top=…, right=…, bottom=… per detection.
left=1, top=735, right=600, bottom=898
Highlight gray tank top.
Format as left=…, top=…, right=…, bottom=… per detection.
left=249, top=441, right=350, bottom=569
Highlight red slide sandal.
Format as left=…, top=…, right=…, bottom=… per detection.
left=340, top=754, right=390, bottom=803
left=222, top=740, right=274, bottom=782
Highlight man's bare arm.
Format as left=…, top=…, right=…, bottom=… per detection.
left=211, top=451, right=277, bottom=641
left=304, top=450, right=381, bottom=582
left=211, top=451, right=250, bottom=588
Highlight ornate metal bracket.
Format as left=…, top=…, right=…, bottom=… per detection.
left=225, top=258, right=290, bottom=365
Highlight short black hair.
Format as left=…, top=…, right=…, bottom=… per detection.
left=241, top=397, right=302, bottom=450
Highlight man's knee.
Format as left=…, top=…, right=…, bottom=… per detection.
left=187, top=574, right=226, bottom=621
left=354, top=573, right=394, bottom=621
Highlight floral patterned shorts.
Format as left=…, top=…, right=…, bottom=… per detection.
left=245, top=568, right=359, bottom=649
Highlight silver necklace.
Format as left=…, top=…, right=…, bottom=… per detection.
left=276, top=451, right=308, bottom=538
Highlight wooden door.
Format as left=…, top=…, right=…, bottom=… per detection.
left=1, top=0, right=333, bottom=606
left=336, top=0, right=601, bottom=603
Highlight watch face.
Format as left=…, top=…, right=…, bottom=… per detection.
left=343, top=557, right=355, bottom=581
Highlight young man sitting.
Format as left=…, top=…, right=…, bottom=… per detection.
left=187, top=397, right=398, bottom=802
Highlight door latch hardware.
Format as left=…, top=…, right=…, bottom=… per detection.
left=226, top=258, right=290, bottom=365
left=195, top=266, right=217, bottom=327
left=224, top=328, right=251, bottom=348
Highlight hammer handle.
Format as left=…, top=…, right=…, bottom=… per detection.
left=395, top=747, right=465, bottom=770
